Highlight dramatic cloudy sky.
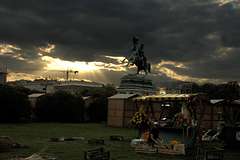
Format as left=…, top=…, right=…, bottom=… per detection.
left=0, top=0, right=240, bottom=85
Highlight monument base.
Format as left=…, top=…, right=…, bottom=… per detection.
left=117, top=74, right=156, bottom=95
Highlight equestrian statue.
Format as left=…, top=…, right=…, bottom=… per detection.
left=123, top=36, right=151, bottom=74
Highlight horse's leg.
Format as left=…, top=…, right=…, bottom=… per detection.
left=147, top=63, right=151, bottom=73
left=137, top=66, right=140, bottom=74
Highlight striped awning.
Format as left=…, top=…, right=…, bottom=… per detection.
left=134, top=94, right=198, bottom=102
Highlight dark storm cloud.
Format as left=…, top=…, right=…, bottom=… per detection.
left=1, top=0, right=240, bottom=82
left=0, top=56, right=42, bottom=73
left=169, top=48, right=240, bottom=81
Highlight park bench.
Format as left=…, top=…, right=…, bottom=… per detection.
left=84, top=147, right=110, bottom=160
left=205, top=149, right=224, bottom=160
left=194, top=142, right=224, bottom=160
left=88, top=138, right=105, bottom=145
left=110, top=135, right=124, bottom=141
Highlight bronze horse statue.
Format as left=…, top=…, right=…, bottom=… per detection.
left=123, top=36, right=151, bottom=74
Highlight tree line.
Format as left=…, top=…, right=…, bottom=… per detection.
left=0, top=81, right=239, bottom=123
left=0, top=84, right=116, bottom=123
left=181, top=81, right=240, bottom=99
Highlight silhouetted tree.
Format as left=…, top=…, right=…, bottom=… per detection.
left=0, top=85, right=31, bottom=122
left=224, top=81, right=239, bottom=100
left=87, top=94, right=108, bottom=122
left=35, top=91, right=84, bottom=122
left=190, top=82, right=240, bottom=99
left=200, top=83, right=217, bottom=98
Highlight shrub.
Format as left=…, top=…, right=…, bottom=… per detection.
left=87, top=95, right=108, bottom=122
left=0, top=85, right=31, bottom=122
left=35, top=91, right=84, bottom=122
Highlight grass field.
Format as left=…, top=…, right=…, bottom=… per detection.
left=0, top=123, right=182, bottom=160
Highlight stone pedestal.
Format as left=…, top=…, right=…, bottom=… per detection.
left=117, top=74, right=156, bottom=95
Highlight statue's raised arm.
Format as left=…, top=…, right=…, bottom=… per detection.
left=122, top=36, right=139, bottom=65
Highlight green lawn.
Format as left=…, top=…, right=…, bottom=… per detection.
left=0, top=123, right=181, bottom=160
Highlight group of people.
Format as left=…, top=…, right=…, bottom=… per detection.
left=141, top=122, right=161, bottom=146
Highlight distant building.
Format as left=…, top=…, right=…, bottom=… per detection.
left=53, top=80, right=104, bottom=94
left=210, top=98, right=240, bottom=128
left=158, top=87, right=167, bottom=94
left=8, top=79, right=104, bottom=94
left=28, top=93, right=45, bottom=108
left=8, top=79, right=58, bottom=93
left=179, top=82, right=195, bottom=94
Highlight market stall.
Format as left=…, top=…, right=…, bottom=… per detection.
left=131, top=94, right=209, bottom=155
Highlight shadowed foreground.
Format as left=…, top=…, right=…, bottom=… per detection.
left=0, top=123, right=183, bottom=160
left=0, top=123, right=240, bottom=160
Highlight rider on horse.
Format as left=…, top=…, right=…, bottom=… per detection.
left=123, top=36, right=151, bottom=74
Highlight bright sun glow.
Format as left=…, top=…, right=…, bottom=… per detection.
left=41, top=55, right=126, bottom=73
left=41, top=56, right=100, bottom=72
left=37, top=43, right=127, bottom=73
